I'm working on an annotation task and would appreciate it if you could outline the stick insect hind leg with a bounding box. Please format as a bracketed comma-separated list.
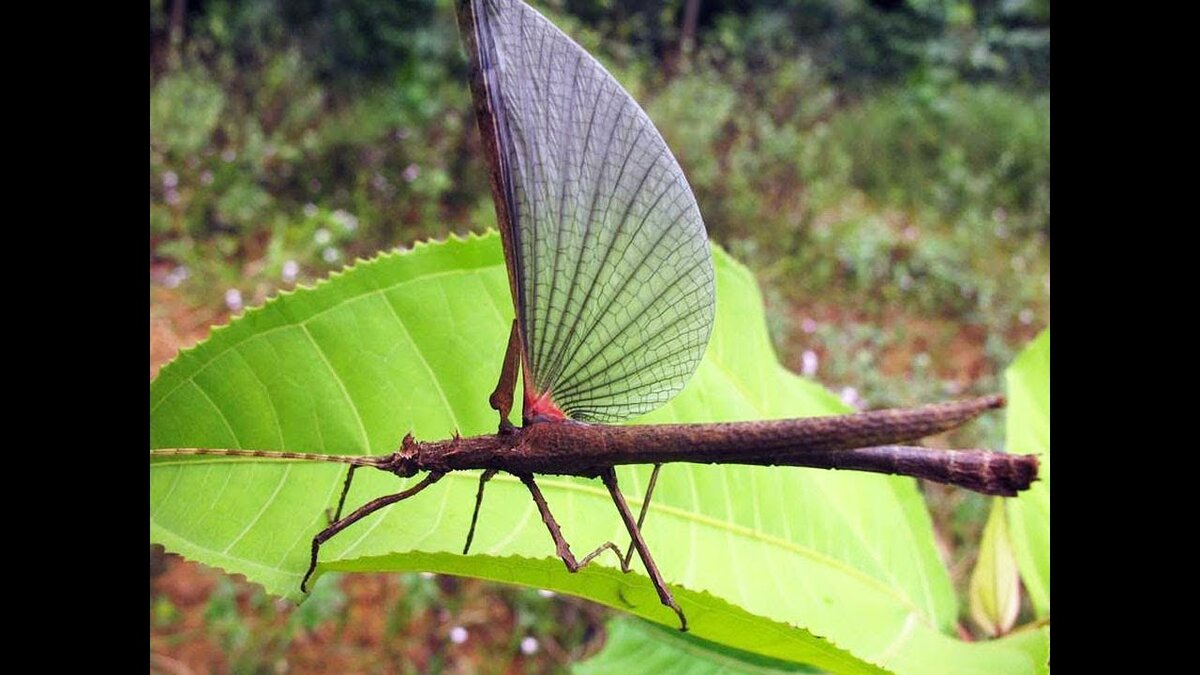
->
[518, 470, 687, 631]
[301, 471, 445, 593]
[622, 463, 662, 568]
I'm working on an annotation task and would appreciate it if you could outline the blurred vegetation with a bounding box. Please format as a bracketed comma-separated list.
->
[150, 0, 1048, 669]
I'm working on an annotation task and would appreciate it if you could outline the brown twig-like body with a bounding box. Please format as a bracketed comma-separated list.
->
[396, 394, 1036, 497]
[157, 395, 1037, 498]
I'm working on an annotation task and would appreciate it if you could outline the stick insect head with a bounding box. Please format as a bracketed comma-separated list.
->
[377, 432, 422, 478]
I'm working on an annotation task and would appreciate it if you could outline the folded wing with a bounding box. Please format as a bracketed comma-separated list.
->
[469, 0, 715, 423]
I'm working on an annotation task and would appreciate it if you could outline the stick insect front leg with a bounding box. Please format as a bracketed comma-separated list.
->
[326, 464, 360, 525]
[518, 471, 687, 631]
[301, 471, 445, 593]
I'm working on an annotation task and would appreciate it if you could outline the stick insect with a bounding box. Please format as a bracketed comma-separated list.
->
[150, 0, 1039, 632]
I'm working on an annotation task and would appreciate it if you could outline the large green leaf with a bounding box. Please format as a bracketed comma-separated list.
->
[577, 617, 821, 673]
[1004, 329, 1050, 616]
[577, 617, 1049, 675]
[150, 231, 1048, 673]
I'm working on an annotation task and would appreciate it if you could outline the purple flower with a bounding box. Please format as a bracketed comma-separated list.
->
[225, 288, 244, 312]
[801, 350, 818, 376]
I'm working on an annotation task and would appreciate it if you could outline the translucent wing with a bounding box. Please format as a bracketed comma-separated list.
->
[467, 0, 715, 423]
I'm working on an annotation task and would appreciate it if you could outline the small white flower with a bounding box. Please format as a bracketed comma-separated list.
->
[449, 626, 468, 644]
[322, 247, 340, 264]
[800, 318, 818, 334]
[282, 260, 299, 283]
[1019, 309, 1034, 325]
[840, 387, 864, 410]
[303, 203, 318, 218]
[163, 266, 189, 289]
[914, 352, 931, 369]
[801, 350, 818, 376]
[419, 572, 435, 580]
[165, 189, 181, 206]
[537, 589, 556, 598]
[314, 228, 332, 245]
[225, 288, 244, 312]
[221, 149, 237, 162]
[333, 209, 358, 232]
[162, 171, 179, 189]
[200, 170, 214, 186]
[402, 164, 420, 183]
[520, 636, 539, 655]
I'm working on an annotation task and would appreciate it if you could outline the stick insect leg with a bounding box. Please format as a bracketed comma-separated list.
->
[517, 473, 631, 573]
[301, 471, 445, 593]
[601, 468, 687, 632]
[463, 468, 499, 554]
[622, 463, 662, 568]
[327, 465, 360, 524]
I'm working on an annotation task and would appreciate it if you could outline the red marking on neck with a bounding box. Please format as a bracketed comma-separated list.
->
[525, 390, 567, 422]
